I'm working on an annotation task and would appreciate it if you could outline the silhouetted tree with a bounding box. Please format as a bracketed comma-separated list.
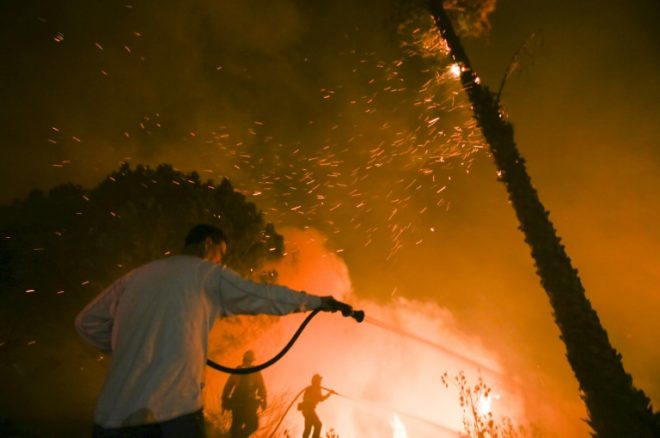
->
[428, 2, 657, 436]
[0, 163, 284, 435]
[1, 163, 283, 335]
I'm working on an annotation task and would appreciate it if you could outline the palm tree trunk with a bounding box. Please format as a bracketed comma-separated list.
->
[426, 2, 656, 436]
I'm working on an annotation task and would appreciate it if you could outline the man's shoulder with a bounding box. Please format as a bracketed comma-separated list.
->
[142, 254, 207, 269]
[126, 255, 214, 280]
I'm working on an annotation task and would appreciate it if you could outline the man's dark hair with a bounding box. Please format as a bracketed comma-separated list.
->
[184, 224, 227, 248]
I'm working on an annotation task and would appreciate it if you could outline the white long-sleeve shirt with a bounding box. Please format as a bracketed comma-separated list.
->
[75, 254, 321, 428]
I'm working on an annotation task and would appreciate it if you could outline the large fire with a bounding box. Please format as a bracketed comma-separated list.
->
[202, 228, 527, 437]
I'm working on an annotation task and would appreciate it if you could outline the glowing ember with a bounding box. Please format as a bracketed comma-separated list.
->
[449, 63, 462, 78]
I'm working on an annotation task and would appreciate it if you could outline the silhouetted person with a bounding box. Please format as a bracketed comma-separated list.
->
[299, 374, 334, 438]
[222, 350, 267, 437]
[76, 224, 348, 437]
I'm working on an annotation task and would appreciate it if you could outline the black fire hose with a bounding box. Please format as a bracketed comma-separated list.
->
[206, 307, 364, 374]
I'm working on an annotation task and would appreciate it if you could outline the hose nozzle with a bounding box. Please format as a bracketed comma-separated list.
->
[321, 297, 365, 322]
[341, 307, 365, 323]
[351, 309, 365, 323]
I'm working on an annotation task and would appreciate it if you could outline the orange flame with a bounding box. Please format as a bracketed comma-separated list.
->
[203, 228, 527, 436]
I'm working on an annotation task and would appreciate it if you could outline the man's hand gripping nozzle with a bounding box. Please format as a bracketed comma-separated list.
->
[320, 296, 365, 322]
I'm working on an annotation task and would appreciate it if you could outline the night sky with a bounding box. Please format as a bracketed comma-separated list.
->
[1, 0, 659, 435]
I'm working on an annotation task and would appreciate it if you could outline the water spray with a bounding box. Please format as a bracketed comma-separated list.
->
[362, 313, 534, 404]
[364, 315, 502, 376]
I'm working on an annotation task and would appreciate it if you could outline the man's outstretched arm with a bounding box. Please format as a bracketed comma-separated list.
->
[214, 265, 349, 316]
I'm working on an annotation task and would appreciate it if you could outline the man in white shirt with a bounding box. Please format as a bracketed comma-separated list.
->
[76, 224, 346, 437]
